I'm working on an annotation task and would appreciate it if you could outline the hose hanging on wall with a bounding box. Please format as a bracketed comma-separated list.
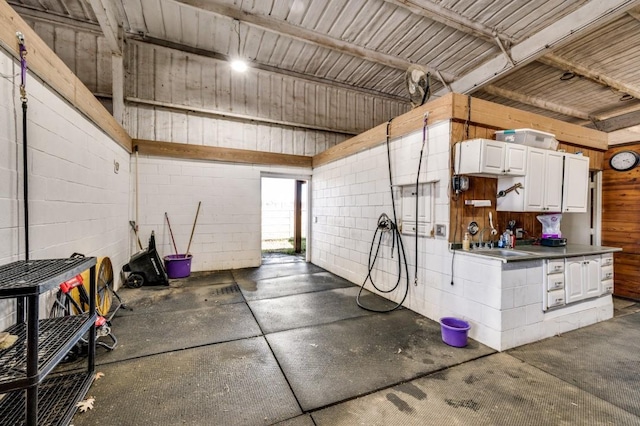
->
[356, 119, 410, 313]
[17, 32, 28, 262]
[17, 32, 28, 323]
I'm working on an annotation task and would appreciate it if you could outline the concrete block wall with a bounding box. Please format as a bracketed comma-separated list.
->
[0, 48, 131, 330]
[134, 156, 311, 271]
[311, 121, 454, 321]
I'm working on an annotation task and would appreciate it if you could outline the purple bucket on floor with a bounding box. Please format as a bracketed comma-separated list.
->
[440, 317, 471, 347]
[164, 254, 192, 279]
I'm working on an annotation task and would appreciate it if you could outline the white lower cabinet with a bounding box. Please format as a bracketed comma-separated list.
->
[565, 255, 601, 304]
[543, 259, 565, 311]
[601, 254, 615, 294]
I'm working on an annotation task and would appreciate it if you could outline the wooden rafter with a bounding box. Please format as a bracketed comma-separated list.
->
[88, 0, 121, 54]
[539, 53, 640, 100]
[383, 0, 516, 44]
[482, 85, 591, 121]
[174, 0, 454, 80]
[434, 0, 640, 97]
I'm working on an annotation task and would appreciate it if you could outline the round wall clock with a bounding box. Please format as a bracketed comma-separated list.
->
[609, 150, 639, 172]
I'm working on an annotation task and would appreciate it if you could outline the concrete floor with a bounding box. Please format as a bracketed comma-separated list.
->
[69, 259, 640, 425]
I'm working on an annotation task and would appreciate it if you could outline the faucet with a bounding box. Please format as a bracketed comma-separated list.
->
[477, 228, 490, 248]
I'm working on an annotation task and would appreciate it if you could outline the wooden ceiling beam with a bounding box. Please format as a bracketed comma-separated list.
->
[589, 109, 640, 132]
[482, 85, 591, 121]
[88, 0, 121, 54]
[628, 7, 640, 22]
[174, 0, 454, 80]
[539, 53, 640, 100]
[383, 0, 516, 44]
[608, 126, 640, 144]
[434, 0, 640, 97]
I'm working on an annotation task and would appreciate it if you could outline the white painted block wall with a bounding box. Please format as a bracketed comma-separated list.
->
[0, 48, 130, 330]
[311, 121, 455, 322]
[134, 156, 311, 271]
[311, 120, 613, 351]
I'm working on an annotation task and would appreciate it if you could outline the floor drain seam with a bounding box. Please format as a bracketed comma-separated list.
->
[90, 333, 266, 367]
[302, 351, 499, 415]
[243, 296, 307, 415]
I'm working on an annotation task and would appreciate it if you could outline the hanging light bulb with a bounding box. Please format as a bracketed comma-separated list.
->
[230, 19, 247, 73]
[230, 58, 248, 72]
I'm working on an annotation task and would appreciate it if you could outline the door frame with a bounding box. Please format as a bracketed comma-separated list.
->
[260, 172, 312, 262]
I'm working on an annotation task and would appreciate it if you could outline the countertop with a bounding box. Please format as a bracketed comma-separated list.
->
[456, 244, 622, 263]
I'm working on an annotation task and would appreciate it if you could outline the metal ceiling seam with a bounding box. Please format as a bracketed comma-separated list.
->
[434, 0, 640, 97]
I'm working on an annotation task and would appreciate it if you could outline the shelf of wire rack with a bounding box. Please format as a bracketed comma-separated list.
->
[0, 258, 97, 426]
[0, 371, 94, 426]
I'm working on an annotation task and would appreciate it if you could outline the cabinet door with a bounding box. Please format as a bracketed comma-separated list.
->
[524, 148, 546, 211]
[481, 140, 506, 174]
[562, 155, 589, 213]
[565, 257, 585, 303]
[401, 186, 416, 223]
[543, 151, 564, 211]
[504, 144, 527, 175]
[584, 255, 601, 298]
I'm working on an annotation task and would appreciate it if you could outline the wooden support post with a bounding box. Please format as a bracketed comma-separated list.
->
[112, 54, 124, 125]
[294, 180, 304, 253]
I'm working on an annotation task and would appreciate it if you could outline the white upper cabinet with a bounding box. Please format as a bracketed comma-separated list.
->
[497, 148, 564, 212]
[497, 150, 589, 213]
[454, 139, 527, 177]
[504, 143, 528, 175]
[562, 154, 590, 213]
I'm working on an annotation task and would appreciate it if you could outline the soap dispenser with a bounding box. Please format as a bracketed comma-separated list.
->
[462, 233, 470, 251]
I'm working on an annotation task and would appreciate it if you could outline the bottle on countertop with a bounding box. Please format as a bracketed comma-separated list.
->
[462, 233, 470, 251]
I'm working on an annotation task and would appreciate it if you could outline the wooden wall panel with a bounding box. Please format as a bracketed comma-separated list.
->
[602, 143, 640, 300]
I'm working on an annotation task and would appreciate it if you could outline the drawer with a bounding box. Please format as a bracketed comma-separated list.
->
[602, 279, 614, 294]
[547, 289, 565, 308]
[547, 260, 564, 274]
[546, 274, 565, 291]
[601, 254, 613, 267]
[601, 266, 614, 281]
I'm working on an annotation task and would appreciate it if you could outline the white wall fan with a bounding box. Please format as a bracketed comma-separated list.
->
[405, 65, 431, 108]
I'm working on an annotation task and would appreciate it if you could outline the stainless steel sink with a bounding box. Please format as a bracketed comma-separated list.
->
[480, 249, 536, 257]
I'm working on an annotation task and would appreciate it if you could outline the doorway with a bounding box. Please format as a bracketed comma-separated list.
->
[261, 176, 309, 264]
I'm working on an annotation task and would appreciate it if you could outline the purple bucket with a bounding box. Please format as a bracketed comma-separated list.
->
[164, 254, 192, 279]
[440, 317, 471, 347]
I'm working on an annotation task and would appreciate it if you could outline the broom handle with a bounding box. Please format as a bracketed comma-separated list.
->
[186, 201, 201, 255]
[165, 212, 179, 255]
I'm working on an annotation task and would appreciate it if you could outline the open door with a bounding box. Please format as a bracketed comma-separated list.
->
[261, 177, 308, 263]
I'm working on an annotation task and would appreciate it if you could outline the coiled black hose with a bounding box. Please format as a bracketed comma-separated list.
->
[356, 120, 410, 313]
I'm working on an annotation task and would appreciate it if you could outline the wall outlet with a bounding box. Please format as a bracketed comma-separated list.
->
[436, 224, 446, 237]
